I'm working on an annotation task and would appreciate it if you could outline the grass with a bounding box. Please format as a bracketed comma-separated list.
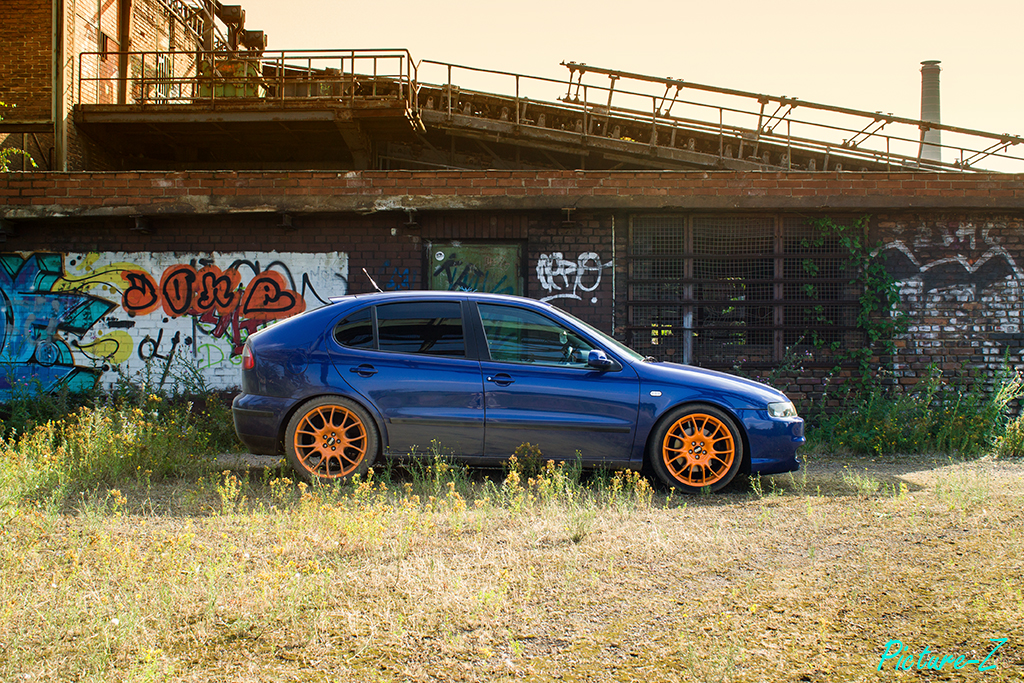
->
[0, 397, 228, 512]
[2, 371, 1023, 681]
[1, 452, 1022, 682]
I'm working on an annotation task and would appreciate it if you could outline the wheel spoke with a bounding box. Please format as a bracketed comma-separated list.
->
[661, 412, 736, 487]
[291, 402, 371, 479]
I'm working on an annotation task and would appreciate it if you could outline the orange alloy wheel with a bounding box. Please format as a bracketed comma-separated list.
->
[661, 412, 736, 487]
[292, 403, 368, 478]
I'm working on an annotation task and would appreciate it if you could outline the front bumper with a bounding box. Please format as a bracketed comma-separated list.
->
[739, 411, 805, 475]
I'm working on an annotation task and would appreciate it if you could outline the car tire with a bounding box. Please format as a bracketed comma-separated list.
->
[285, 396, 380, 483]
[648, 404, 744, 493]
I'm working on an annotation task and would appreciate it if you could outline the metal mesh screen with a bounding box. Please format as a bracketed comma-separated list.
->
[627, 214, 865, 367]
[693, 216, 774, 255]
[631, 258, 686, 281]
[628, 281, 685, 302]
[629, 304, 687, 361]
[632, 215, 686, 255]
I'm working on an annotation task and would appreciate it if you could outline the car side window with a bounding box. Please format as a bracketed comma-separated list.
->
[478, 304, 595, 367]
[376, 301, 466, 357]
[334, 307, 374, 348]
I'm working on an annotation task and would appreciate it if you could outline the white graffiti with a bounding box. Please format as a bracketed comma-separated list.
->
[537, 252, 613, 304]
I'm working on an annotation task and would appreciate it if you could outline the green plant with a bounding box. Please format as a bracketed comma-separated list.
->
[0, 102, 38, 172]
[803, 216, 908, 383]
[841, 466, 881, 496]
[809, 363, 1023, 456]
[0, 399, 217, 508]
[404, 440, 471, 499]
[510, 442, 544, 478]
[995, 415, 1024, 458]
[0, 373, 98, 440]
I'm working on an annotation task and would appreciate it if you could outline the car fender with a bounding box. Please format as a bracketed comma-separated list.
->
[635, 399, 752, 473]
[269, 326, 393, 453]
[277, 387, 392, 455]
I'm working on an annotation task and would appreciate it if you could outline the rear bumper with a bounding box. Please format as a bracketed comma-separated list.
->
[232, 393, 295, 456]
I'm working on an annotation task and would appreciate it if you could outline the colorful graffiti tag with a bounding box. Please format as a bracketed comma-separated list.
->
[0, 253, 114, 395]
[0, 251, 348, 397]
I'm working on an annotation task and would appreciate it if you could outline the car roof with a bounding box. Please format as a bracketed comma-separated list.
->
[328, 290, 555, 308]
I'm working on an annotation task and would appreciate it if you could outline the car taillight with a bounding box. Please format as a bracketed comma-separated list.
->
[242, 343, 255, 370]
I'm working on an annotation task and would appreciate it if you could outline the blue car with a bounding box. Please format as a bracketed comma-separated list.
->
[232, 291, 803, 492]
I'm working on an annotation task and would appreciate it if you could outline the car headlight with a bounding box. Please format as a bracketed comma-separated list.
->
[767, 401, 798, 418]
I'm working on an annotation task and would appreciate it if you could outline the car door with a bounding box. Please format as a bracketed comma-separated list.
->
[476, 303, 639, 462]
[330, 300, 485, 457]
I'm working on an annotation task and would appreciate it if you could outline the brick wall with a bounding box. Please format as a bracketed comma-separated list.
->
[2, 171, 1023, 214]
[876, 212, 1024, 384]
[0, 0, 205, 170]
[0, 0, 52, 121]
[3, 170, 1024, 399]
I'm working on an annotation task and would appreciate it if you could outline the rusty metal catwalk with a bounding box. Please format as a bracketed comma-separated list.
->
[73, 49, 1024, 172]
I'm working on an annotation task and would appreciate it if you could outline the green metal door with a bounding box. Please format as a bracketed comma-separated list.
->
[427, 243, 523, 295]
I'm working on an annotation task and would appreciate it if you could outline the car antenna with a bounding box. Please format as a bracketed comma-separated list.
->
[363, 268, 384, 293]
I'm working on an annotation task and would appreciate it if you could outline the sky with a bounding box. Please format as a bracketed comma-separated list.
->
[236, 0, 1024, 146]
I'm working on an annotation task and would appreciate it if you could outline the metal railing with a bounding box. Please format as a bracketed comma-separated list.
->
[75, 48, 1024, 172]
[417, 59, 1024, 172]
[77, 49, 418, 111]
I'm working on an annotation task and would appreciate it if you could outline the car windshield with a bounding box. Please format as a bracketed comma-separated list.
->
[553, 307, 647, 364]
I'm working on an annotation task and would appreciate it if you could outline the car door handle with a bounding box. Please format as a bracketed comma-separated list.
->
[350, 364, 378, 377]
[486, 373, 515, 387]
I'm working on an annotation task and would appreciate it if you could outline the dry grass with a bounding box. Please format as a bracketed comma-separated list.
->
[2, 455, 1023, 682]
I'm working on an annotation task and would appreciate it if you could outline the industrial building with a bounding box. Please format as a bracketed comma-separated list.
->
[2, 0, 1024, 406]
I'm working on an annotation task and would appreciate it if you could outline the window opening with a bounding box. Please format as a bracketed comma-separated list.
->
[479, 304, 596, 367]
[376, 301, 466, 357]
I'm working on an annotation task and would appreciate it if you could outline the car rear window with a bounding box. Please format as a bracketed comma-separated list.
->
[334, 307, 374, 348]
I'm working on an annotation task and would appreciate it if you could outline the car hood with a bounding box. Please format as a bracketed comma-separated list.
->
[630, 360, 791, 409]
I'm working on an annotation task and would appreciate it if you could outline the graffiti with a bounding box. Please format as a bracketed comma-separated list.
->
[123, 264, 303, 321]
[882, 222, 1024, 298]
[196, 342, 242, 371]
[0, 253, 112, 395]
[537, 252, 614, 304]
[0, 251, 348, 397]
[884, 242, 1022, 295]
[426, 243, 522, 295]
[880, 221, 1024, 369]
[381, 260, 412, 290]
[138, 329, 185, 362]
[432, 254, 515, 294]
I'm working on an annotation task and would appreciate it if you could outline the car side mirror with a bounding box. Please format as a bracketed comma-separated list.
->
[587, 349, 614, 370]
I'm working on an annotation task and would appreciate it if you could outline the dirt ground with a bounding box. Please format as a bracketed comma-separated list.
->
[3, 452, 1023, 682]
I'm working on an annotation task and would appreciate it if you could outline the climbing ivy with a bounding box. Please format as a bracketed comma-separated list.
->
[804, 215, 907, 382]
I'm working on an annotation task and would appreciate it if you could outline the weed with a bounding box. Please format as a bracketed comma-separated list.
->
[841, 465, 881, 497]
[933, 460, 992, 512]
[404, 440, 471, 499]
[217, 470, 246, 515]
[750, 473, 765, 499]
[511, 441, 544, 478]
[995, 415, 1024, 458]
[2, 451, 1022, 681]
[0, 400, 217, 508]
[809, 363, 1024, 456]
